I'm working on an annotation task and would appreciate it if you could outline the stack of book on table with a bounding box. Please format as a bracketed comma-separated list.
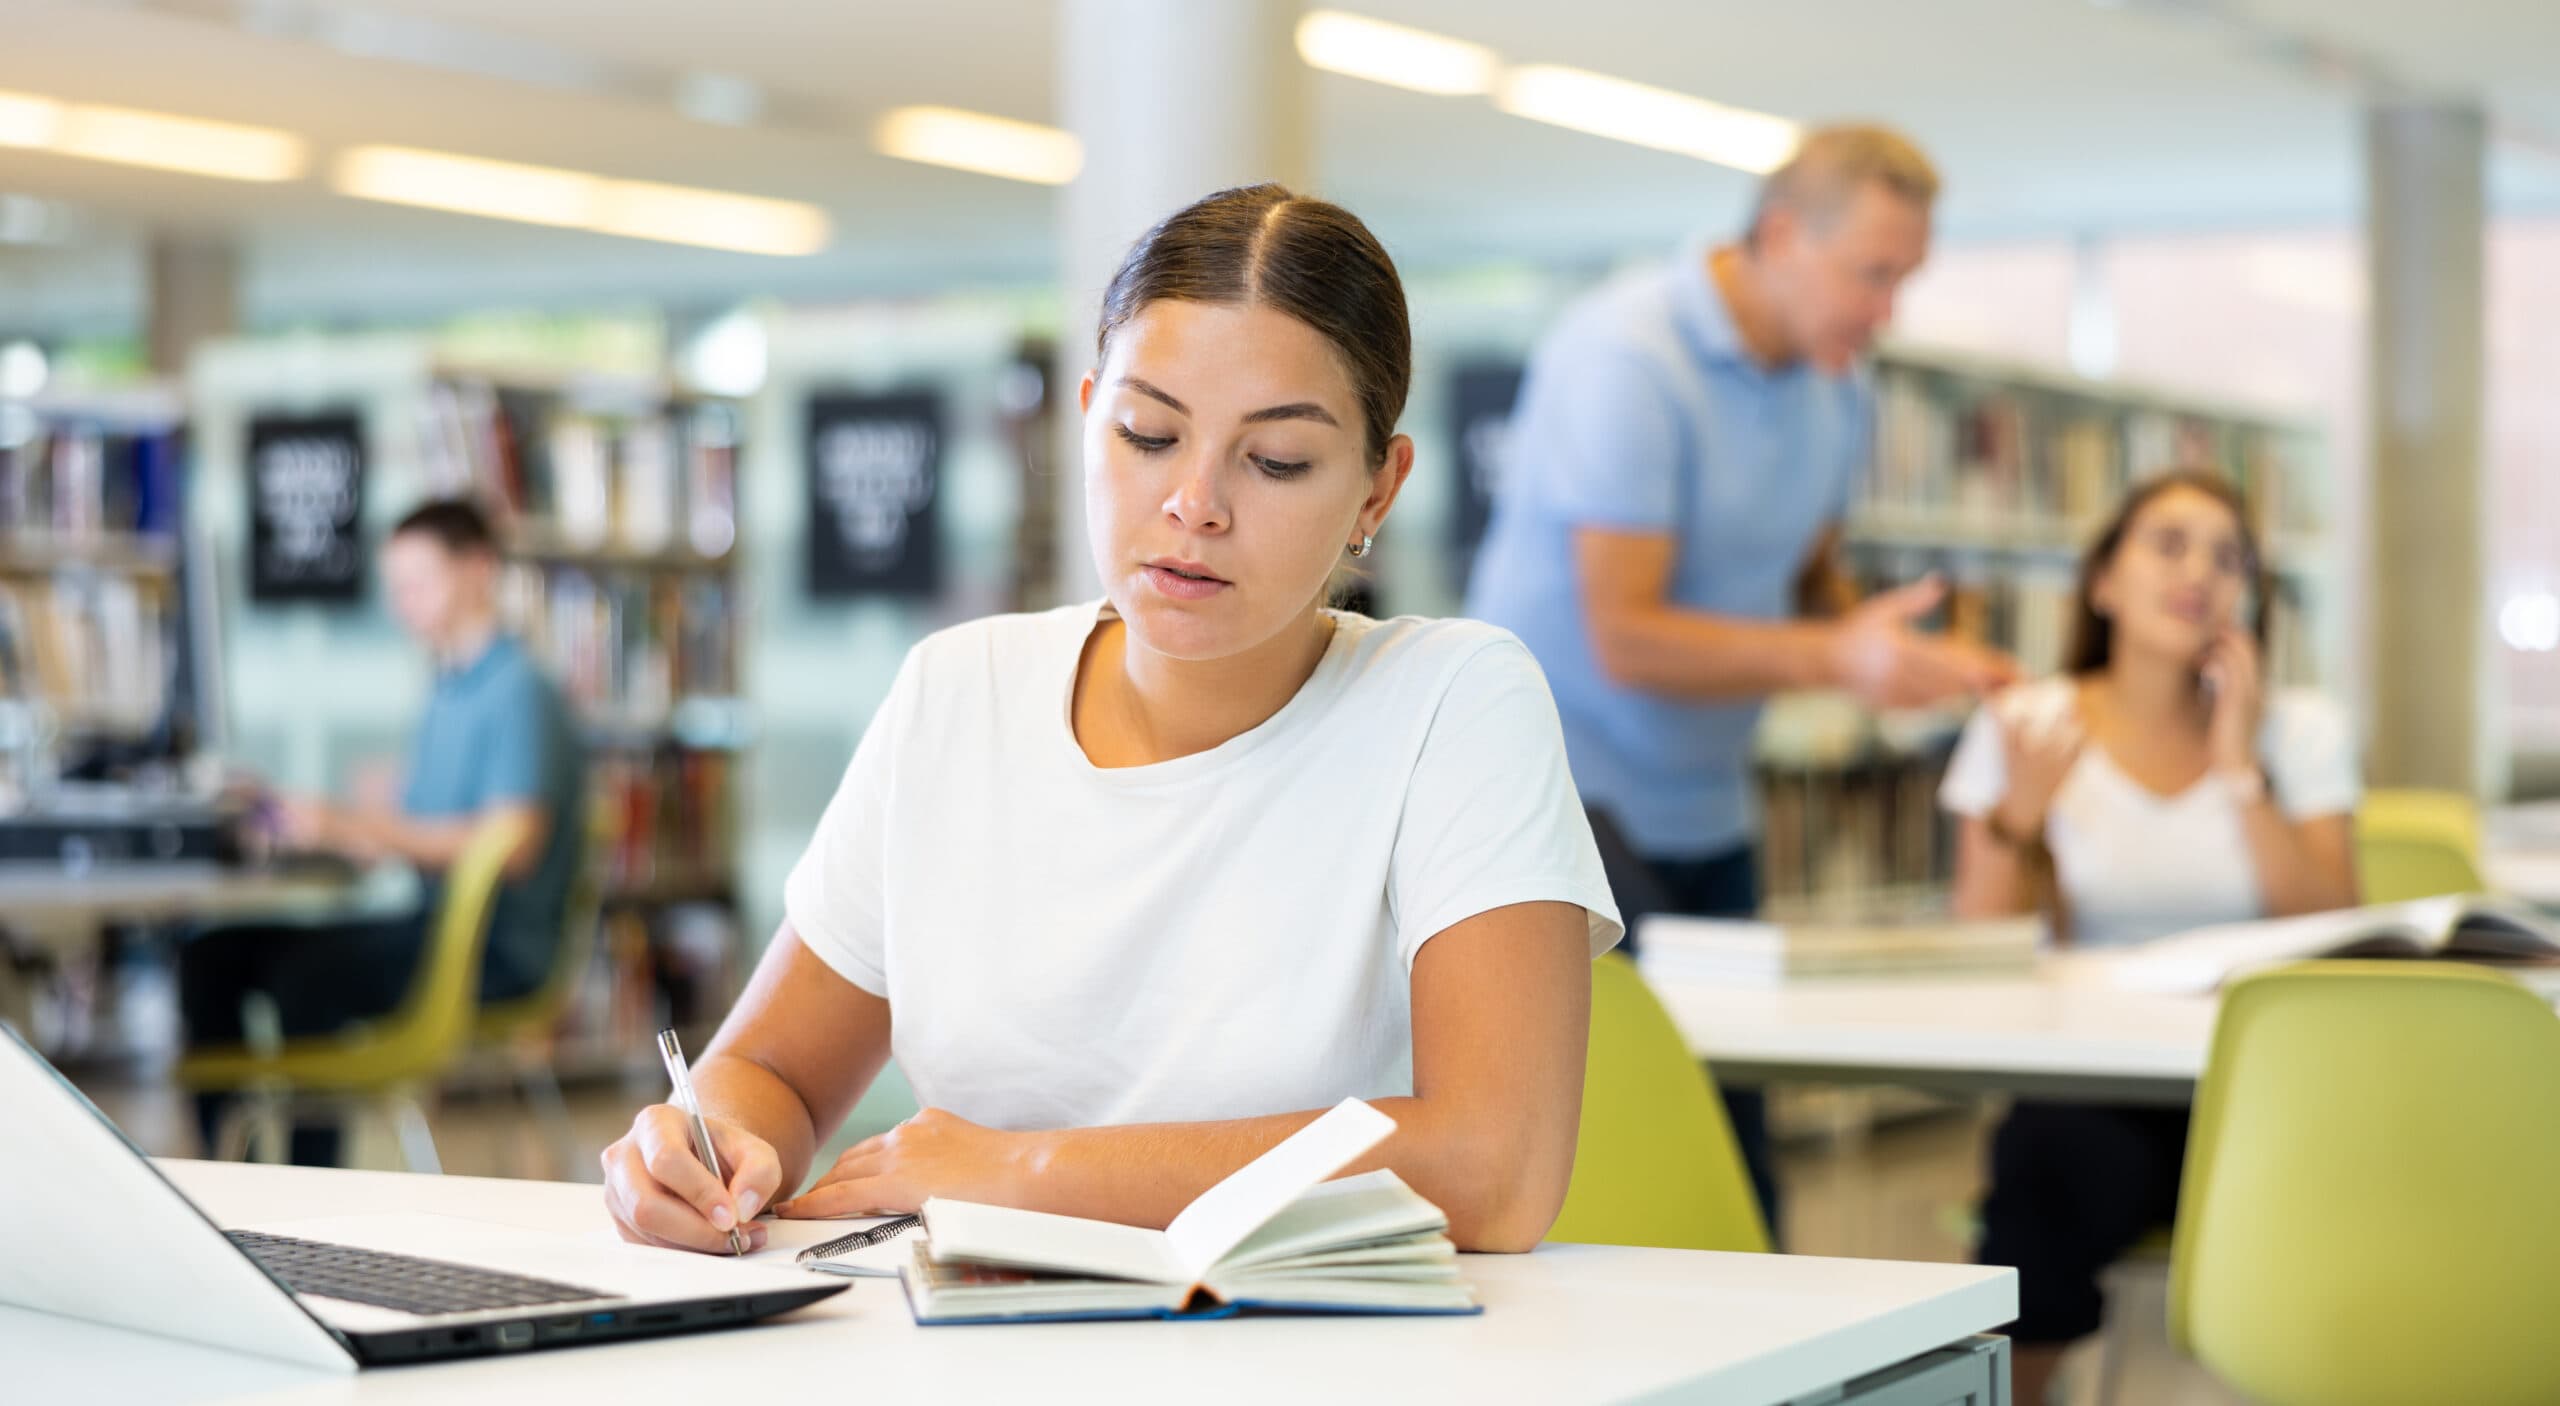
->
[1636, 913, 2045, 985]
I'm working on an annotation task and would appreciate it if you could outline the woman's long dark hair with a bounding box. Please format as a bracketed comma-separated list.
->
[2064, 469, 2271, 675]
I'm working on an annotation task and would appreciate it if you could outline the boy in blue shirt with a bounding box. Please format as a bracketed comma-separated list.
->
[180, 499, 585, 1165]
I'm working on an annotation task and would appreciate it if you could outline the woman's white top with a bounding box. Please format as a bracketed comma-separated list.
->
[785, 602, 1623, 1132]
[1938, 676, 2360, 948]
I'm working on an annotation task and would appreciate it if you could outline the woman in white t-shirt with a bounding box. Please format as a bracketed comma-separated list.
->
[1938, 469, 2360, 1401]
[600, 185, 1622, 1256]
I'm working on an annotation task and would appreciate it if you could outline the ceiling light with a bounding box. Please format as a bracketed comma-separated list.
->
[874, 106, 1082, 186]
[54, 103, 305, 181]
[1296, 11, 1500, 96]
[0, 89, 304, 181]
[0, 91, 63, 149]
[593, 181, 827, 256]
[335, 146, 593, 226]
[1495, 65, 1799, 174]
[334, 145, 830, 255]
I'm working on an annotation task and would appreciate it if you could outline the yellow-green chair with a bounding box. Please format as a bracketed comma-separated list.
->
[2168, 961, 2560, 1406]
[472, 809, 607, 1179]
[179, 815, 526, 1173]
[1546, 954, 1770, 1253]
[2357, 788, 2486, 902]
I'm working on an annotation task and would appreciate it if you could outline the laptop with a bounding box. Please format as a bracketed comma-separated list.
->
[0, 1023, 845, 1370]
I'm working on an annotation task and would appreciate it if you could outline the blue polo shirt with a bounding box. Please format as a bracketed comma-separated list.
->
[404, 634, 586, 1000]
[1465, 245, 1871, 860]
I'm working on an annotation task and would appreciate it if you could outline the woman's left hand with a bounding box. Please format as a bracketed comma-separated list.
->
[2201, 625, 2265, 772]
[772, 1108, 1034, 1219]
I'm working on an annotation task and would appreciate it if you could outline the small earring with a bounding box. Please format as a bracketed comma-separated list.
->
[1348, 533, 1374, 558]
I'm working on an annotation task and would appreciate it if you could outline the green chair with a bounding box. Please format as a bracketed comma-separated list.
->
[2169, 960, 2560, 1406]
[472, 808, 607, 1180]
[2357, 788, 2486, 902]
[1546, 953, 1770, 1253]
[179, 815, 526, 1172]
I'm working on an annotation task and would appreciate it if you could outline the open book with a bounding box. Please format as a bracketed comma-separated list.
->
[2101, 894, 2560, 996]
[900, 1099, 1478, 1325]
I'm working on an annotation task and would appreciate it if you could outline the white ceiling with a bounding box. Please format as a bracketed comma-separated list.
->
[2, 0, 2557, 336]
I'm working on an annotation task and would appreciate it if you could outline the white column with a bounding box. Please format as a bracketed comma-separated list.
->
[1051, 0, 1311, 602]
[2364, 102, 2492, 793]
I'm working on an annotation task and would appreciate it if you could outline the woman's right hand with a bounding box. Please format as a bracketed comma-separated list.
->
[1991, 696, 2084, 840]
[602, 1104, 782, 1254]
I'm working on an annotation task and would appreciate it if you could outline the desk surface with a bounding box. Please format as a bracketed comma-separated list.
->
[1648, 953, 2218, 1104]
[3, 1160, 2015, 1405]
[0, 860, 358, 939]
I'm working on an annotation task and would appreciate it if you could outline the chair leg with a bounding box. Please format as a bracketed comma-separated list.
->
[244, 1085, 291, 1165]
[518, 1058, 581, 1181]
[388, 1092, 443, 1175]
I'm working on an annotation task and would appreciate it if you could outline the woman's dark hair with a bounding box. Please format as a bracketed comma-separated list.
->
[1095, 183, 1410, 468]
[390, 498, 499, 559]
[2064, 468, 2269, 674]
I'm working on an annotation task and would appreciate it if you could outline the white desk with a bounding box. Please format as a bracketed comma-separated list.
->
[3, 1160, 2017, 1405]
[0, 860, 359, 938]
[2485, 803, 2560, 907]
[1647, 953, 2218, 1105]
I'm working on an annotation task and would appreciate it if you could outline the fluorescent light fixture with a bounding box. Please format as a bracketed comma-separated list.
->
[336, 146, 593, 226]
[1495, 65, 1799, 174]
[874, 106, 1081, 186]
[0, 91, 63, 149]
[334, 145, 830, 255]
[54, 103, 307, 181]
[1296, 10, 1499, 96]
[0, 89, 303, 181]
[594, 180, 827, 256]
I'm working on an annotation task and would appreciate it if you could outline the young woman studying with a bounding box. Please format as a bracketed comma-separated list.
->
[1938, 469, 2361, 1401]
[601, 185, 1621, 1256]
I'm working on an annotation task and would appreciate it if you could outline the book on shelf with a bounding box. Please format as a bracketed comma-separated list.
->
[2098, 895, 2560, 996]
[502, 565, 736, 719]
[0, 574, 167, 731]
[1637, 912, 2043, 985]
[0, 419, 184, 544]
[420, 377, 738, 559]
[591, 748, 734, 892]
[901, 1099, 1477, 1325]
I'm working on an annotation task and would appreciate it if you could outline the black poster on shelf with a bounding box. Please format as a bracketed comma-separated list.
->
[806, 390, 942, 599]
[1447, 361, 1525, 591]
[247, 410, 367, 604]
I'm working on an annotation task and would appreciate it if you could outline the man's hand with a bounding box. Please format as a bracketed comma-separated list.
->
[1828, 577, 2021, 710]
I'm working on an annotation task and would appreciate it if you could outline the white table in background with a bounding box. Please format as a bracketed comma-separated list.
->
[2, 1160, 2017, 1406]
[1646, 953, 2218, 1105]
[2485, 802, 2560, 907]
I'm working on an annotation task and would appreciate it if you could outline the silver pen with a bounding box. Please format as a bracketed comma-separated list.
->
[655, 1028, 750, 1256]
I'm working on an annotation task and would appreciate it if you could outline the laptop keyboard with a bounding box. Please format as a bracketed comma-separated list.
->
[226, 1231, 622, 1317]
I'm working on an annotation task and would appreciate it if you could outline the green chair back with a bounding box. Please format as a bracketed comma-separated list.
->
[474, 806, 606, 1047]
[2357, 787, 2486, 902]
[1547, 954, 1769, 1253]
[2170, 960, 2560, 1406]
[181, 814, 523, 1094]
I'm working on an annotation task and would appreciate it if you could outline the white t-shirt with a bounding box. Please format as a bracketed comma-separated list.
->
[1938, 677, 2361, 948]
[784, 601, 1623, 1133]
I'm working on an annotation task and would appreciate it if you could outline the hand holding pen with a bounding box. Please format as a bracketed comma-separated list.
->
[599, 1029, 782, 1256]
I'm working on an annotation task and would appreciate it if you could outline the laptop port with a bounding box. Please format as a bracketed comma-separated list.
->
[495, 1322, 534, 1350]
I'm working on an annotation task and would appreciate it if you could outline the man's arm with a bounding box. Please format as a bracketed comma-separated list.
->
[1577, 526, 1848, 699]
[1578, 526, 2016, 707]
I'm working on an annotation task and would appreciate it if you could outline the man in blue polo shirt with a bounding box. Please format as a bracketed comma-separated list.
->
[1467, 125, 2015, 1235]
[180, 499, 585, 1165]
